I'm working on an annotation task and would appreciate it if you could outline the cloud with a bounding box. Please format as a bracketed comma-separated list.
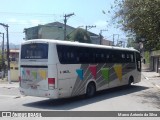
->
[7, 18, 43, 26]
[8, 18, 28, 25]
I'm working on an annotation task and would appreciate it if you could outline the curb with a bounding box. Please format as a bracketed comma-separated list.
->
[0, 82, 19, 88]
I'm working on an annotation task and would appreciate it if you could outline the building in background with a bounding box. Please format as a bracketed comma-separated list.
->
[150, 50, 160, 73]
[24, 22, 113, 46]
[10, 49, 19, 81]
[24, 22, 73, 40]
[101, 38, 113, 46]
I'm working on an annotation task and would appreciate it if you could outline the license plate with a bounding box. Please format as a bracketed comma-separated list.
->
[31, 85, 37, 89]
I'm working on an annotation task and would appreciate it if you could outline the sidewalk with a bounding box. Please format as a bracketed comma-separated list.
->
[0, 78, 19, 88]
[142, 69, 160, 89]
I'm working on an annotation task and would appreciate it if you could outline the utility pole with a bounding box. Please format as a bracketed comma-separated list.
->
[0, 32, 5, 79]
[64, 13, 75, 40]
[0, 23, 10, 83]
[85, 25, 96, 31]
[99, 29, 107, 45]
[113, 34, 119, 46]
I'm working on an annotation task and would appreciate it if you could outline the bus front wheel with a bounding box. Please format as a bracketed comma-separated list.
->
[128, 76, 134, 87]
[86, 82, 96, 98]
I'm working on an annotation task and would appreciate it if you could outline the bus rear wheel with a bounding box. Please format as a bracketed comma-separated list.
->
[86, 82, 96, 98]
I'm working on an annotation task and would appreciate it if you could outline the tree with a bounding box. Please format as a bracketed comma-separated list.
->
[126, 38, 136, 48]
[67, 28, 91, 43]
[112, 0, 160, 50]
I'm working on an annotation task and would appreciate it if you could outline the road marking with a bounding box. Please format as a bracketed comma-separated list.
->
[155, 84, 160, 89]
[144, 77, 149, 80]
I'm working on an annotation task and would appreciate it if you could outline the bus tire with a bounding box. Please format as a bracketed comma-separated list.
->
[86, 82, 96, 98]
[128, 76, 134, 87]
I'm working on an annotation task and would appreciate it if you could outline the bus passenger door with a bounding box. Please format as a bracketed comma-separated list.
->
[136, 52, 141, 72]
[135, 52, 141, 82]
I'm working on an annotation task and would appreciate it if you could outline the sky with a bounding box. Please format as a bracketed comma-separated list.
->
[0, 0, 126, 45]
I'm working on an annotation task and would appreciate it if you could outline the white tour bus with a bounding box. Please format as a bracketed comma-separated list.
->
[19, 39, 141, 98]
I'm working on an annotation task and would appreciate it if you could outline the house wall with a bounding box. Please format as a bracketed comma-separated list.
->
[39, 26, 74, 40]
[101, 39, 113, 46]
[150, 50, 160, 73]
[10, 62, 19, 81]
[10, 50, 19, 81]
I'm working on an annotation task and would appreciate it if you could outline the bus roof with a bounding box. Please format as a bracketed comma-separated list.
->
[22, 39, 139, 52]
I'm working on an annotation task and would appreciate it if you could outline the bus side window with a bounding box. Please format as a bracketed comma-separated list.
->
[126, 54, 130, 62]
[90, 48, 95, 63]
[62, 46, 68, 63]
[77, 47, 86, 64]
[67, 46, 77, 64]
[57, 45, 63, 63]
[115, 51, 122, 63]
[121, 53, 125, 63]
[78, 48, 83, 63]
[57, 45, 76, 64]
[58, 52, 63, 62]
[110, 50, 118, 63]
[130, 53, 135, 63]
[106, 52, 112, 63]
[95, 49, 101, 63]
[101, 52, 105, 63]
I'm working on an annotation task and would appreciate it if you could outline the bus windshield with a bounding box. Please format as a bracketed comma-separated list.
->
[21, 43, 48, 59]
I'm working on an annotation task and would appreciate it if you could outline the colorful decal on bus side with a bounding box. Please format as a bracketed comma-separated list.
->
[113, 64, 122, 81]
[75, 65, 122, 82]
[100, 68, 109, 83]
[89, 65, 97, 79]
[21, 68, 47, 80]
[72, 63, 135, 97]
[22, 68, 25, 76]
[26, 70, 30, 76]
[31, 71, 37, 79]
[39, 70, 47, 80]
[76, 69, 84, 80]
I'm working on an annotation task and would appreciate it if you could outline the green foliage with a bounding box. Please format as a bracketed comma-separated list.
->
[144, 51, 150, 63]
[112, 0, 160, 51]
[67, 28, 91, 43]
[0, 50, 7, 70]
[126, 38, 136, 48]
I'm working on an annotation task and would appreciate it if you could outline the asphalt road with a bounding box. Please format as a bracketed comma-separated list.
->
[0, 76, 159, 119]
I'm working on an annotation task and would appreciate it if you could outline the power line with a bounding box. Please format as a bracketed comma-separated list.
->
[0, 12, 60, 17]
[9, 32, 23, 34]
[86, 25, 96, 31]
[0, 18, 64, 26]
